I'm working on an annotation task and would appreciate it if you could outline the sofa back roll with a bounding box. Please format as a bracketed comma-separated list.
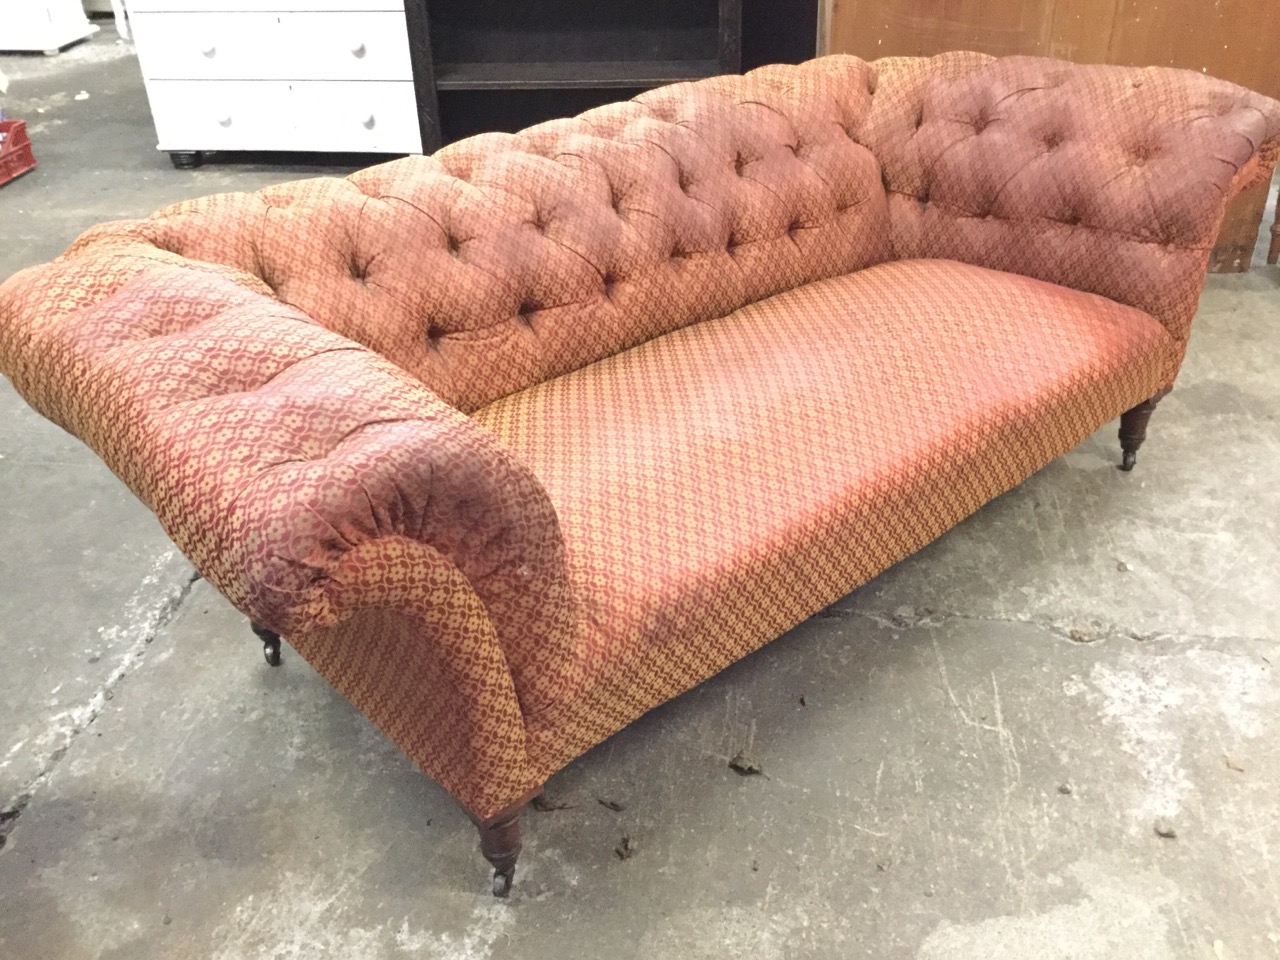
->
[121, 58, 893, 413]
[859, 52, 1280, 382]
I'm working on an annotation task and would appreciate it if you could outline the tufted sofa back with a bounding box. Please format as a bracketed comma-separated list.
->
[34, 54, 1280, 412]
[859, 52, 1280, 372]
[120, 58, 890, 413]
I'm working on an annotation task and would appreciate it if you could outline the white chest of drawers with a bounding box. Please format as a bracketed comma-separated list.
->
[127, 0, 427, 166]
[0, 0, 99, 54]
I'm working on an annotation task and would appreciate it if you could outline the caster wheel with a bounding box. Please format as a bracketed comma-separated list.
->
[1119, 450, 1137, 472]
[169, 151, 205, 170]
[262, 639, 282, 667]
[250, 622, 283, 666]
[492, 869, 514, 898]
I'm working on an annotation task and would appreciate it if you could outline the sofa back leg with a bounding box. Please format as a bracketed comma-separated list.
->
[1118, 388, 1172, 471]
[468, 797, 534, 897]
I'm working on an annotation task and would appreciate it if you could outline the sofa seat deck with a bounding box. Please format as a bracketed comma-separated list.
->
[475, 258, 1174, 770]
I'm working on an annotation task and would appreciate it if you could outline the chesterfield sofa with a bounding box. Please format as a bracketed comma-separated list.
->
[2, 53, 1278, 896]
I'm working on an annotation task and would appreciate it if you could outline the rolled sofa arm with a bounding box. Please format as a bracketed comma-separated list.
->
[0, 239, 577, 736]
[857, 52, 1280, 382]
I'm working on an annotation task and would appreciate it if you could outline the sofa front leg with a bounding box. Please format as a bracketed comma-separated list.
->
[1118, 388, 1171, 471]
[249, 621, 283, 666]
[468, 798, 531, 897]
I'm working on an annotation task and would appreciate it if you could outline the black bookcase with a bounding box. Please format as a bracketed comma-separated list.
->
[405, 0, 743, 150]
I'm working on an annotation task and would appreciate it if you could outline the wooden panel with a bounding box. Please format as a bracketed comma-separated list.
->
[826, 0, 1279, 271]
[828, 0, 1059, 61]
[1109, 0, 1280, 98]
[1044, 0, 1117, 61]
[828, 0, 1280, 90]
[1210, 177, 1273, 273]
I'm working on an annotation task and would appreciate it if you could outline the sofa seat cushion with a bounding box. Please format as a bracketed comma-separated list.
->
[473, 258, 1173, 764]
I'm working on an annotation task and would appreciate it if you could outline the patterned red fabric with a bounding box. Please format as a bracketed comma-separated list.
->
[0, 55, 1276, 819]
[857, 53, 1280, 384]
[475, 259, 1175, 773]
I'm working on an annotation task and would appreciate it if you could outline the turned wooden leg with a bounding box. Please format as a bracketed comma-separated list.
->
[1118, 388, 1171, 472]
[467, 798, 532, 897]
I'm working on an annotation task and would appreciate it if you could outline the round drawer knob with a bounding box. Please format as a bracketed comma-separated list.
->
[351, 43, 367, 58]
[362, 115, 376, 130]
[203, 46, 217, 58]
[218, 116, 233, 128]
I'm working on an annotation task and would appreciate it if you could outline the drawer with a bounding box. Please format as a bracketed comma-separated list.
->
[145, 80, 299, 151]
[289, 80, 422, 153]
[145, 79, 422, 153]
[131, 11, 413, 81]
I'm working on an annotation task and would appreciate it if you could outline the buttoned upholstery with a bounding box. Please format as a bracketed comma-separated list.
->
[859, 53, 1280, 384]
[1, 54, 1276, 820]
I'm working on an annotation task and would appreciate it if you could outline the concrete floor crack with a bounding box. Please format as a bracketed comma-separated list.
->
[823, 605, 1274, 647]
[0, 565, 199, 852]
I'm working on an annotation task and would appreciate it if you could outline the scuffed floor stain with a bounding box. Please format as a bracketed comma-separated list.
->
[395, 902, 515, 959]
[636, 899, 851, 959]
[637, 904, 799, 960]
[207, 884, 515, 960]
[916, 860, 1177, 959]
[1062, 646, 1275, 823]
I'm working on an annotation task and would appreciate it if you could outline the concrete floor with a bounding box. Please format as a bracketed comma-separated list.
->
[2, 28, 1279, 960]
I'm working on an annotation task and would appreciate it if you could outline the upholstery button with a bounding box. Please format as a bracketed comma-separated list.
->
[733, 153, 749, 176]
[446, 235, 463, 258]
[426, 323, 446, 345]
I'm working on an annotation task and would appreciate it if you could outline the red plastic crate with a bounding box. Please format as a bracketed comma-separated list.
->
[0, 119, 38, 187]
